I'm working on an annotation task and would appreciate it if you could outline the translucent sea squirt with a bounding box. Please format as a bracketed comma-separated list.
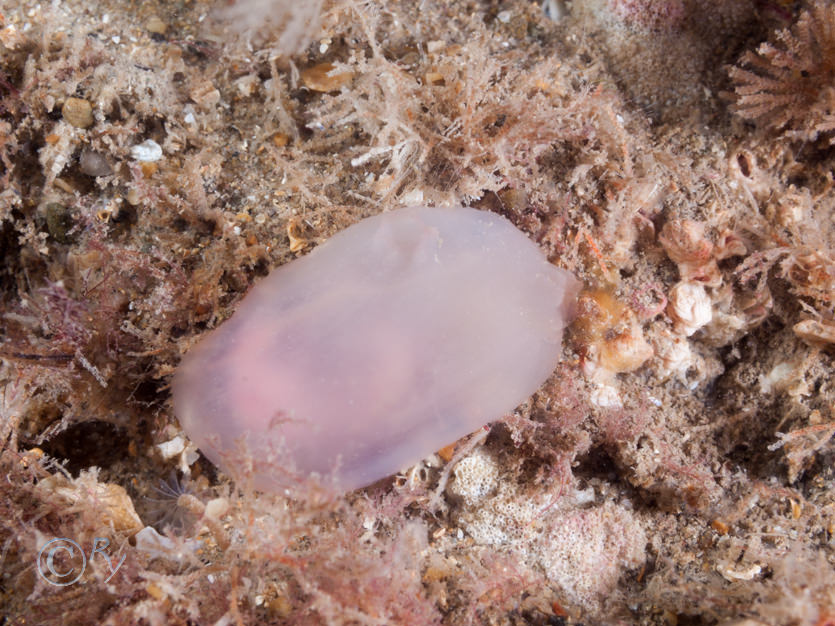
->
[172, 206, 579, 492]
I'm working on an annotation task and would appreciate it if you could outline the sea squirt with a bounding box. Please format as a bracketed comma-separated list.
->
[172, 206, 579, 492]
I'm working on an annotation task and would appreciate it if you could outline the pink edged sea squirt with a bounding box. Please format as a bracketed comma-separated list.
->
[172, 205, 579, 493]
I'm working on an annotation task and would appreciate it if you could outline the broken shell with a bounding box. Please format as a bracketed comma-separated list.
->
[134, 526, 200, 562]
[0, 24, 28, 50]
[300, 62, 354, 92]
[205, 497, 229, 520]
[37, 473, 142, 533]
[286, 218, 310, 252]
[189, 80, 221, 109]
[590, 383, 622, 408]
[793, 318, 835, 345]
[717, 562, 762, 582]
[765, 185, 810, 229]
[235, 74, 260, 97]
[156, 435, 187, 460]
[737, 285, 772, 328]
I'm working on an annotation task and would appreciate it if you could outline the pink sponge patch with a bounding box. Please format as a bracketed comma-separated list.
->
[172, 206, 579, 492]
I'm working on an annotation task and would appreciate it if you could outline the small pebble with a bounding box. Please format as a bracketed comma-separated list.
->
[140, 162, 158, 177]
[45, 202, 74, 243]
[235, 74, 259, 97]
[189, 80, 221, 108]
[62, 97, 94, 128]
[146, 15, 167, 35]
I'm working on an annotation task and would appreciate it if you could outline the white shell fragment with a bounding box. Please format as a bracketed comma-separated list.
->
[173, 206, 579, 492]
[130, 139, 163, 162]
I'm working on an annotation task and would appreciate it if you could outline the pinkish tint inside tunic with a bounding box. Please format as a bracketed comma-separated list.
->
[172, 206, 579, 492]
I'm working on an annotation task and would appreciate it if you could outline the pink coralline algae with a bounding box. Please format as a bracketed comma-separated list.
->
[173, 206, 579, 492]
